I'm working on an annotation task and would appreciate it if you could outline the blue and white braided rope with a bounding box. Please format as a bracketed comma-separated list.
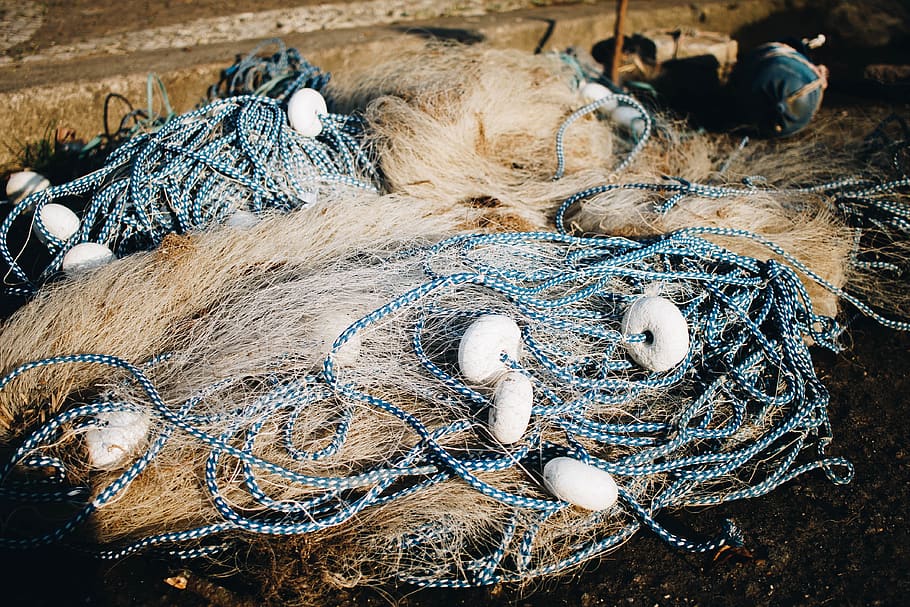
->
[1, 95, 379, 296]
[0, 231, 856, 585]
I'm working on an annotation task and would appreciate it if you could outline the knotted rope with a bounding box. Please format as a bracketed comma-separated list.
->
[207, 38, 331, 102]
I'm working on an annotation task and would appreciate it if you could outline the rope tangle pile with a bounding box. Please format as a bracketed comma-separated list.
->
[0, 231, 862, 586]
[1, 93, 379, 298]
[552, 122, 910, 326]
[207, 38, 331, 102]
[1, 40, 909, 594]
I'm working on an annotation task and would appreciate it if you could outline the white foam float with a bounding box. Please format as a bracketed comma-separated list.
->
[84, 411, 151, 470]
[621, 296, 690, 372]
[489, 370, 533, 444]
[6, 170, 50, 206]
[580, 81, 619, 113]
[610, 105, 647, 139]
[299, 189, 319, 206]
[542, 456, 619, 511]
[62, 242, 115, 274]
[34, 203, 80, 244]
[287, 88, 327, 138]
[457, 314, 522, 384]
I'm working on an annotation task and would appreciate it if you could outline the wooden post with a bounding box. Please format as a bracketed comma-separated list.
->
[610, 0, 629, 84]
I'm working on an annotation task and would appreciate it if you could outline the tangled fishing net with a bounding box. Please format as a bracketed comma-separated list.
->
[1, 88, 378, 298]
[0, 229, 863, 588]
[327, 46, 623, 229]
[1, 39, 909, 603]
[558, 112, 910, 320]
[326, 45, 910, 320]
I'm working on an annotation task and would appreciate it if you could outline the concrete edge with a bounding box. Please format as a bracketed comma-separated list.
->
[0, 0, 786, 167]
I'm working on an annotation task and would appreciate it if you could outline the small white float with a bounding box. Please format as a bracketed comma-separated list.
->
[458, 314, 522, 384]
[543, 456, 619, 511]
[62, 242, 115, 274]
[610, 105, 647, 139]
[6, 170, 50, 206]
[489, 371, 533, 444]
[621, 296, 690, 372]
[287, 88, 327, 138]
[34, 203, 80, 244]
[225, 209, 259, 229]
[85, 411, 151, 470]
[580, 81, 619, 113]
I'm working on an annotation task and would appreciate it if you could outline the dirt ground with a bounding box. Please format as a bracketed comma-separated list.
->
[1, 0, 569, 59]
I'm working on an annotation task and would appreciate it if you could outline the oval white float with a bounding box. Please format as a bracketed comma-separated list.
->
[610, 105, 647, 139]
[543, 456, 619, 511]
[34, 203, 80, 244]
[62, 242, 115, 274]
[621, 296, 690, 372]
[85, 410, 151, 470]
[489, 371, 533, 444]
[580, 81, 619, 113]
[287, 88, 327, 138]
[6, 170, 50, 206]
[458, 314, 522, 384]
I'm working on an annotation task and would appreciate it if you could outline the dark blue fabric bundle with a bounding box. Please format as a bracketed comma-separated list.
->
[731, 42, 827, 137]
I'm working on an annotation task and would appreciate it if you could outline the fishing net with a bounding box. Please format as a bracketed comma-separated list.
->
[0, 229, 860, 589]
[0, 40, 908, 604]
[1, 94, 378, 298]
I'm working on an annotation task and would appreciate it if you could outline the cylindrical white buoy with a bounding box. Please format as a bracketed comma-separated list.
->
[543, 456, 619, 510]
[458, 314, 522, 384]
[6, 170, 50, 206]
[610, 105, 647, 139]
[287, 88, 327, 138]
[580, 81, 619, 113]
[621, 296, 690, 372]
[85, 411, 151, 470]
[62, 242, 115, 274]
[489, 371, 533, 444]
[34, 203, 80, 244]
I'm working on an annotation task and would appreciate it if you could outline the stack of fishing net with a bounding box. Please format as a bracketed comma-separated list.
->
[1, 41, 908, 603]
[0, 228, 854, 586]
[329, 46, 907, 320]
[0, 52, 377, 299]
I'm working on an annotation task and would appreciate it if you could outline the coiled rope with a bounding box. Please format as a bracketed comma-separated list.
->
[207, 38, 331, 102]
[1, 94, 379, 296]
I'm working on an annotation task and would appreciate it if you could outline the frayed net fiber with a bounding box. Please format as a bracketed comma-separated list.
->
[328, 46, 618, 229]
[1, 227, 853, 589]
[326, 46, 866, 316]
[0, 192, 492, 437]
